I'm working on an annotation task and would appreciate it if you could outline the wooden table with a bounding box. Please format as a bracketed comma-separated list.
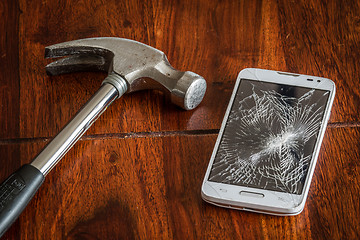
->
[1, 0, 359, 239]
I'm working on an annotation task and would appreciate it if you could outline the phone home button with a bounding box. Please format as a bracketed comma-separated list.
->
[239, 191, 265, 198]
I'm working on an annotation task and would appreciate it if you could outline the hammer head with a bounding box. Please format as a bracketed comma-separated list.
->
[45, 37, 206, 110]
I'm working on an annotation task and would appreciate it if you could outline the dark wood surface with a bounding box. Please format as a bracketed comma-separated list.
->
[1, 0, 359, 239]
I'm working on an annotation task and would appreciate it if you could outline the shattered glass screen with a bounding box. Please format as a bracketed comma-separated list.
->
[209, 79, 330, 194]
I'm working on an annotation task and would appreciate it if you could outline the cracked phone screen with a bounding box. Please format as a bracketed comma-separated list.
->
[209, 79, 329, 194]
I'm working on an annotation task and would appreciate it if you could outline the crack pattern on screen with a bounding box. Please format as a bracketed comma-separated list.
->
[209, 81, 329, 194]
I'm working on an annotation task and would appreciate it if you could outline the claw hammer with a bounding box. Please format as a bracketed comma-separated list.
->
[0, 37, 206, 236]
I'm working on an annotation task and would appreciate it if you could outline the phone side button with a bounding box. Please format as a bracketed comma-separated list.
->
[239, 191, 265, 198]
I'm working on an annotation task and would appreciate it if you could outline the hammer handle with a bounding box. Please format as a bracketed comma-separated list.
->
[0, 165, 44, 237]
[0, 74, 127, 237]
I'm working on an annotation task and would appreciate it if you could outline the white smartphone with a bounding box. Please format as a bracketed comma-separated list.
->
[202, 68, 335, 216]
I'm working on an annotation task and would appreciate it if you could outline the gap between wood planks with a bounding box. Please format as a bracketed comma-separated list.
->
[0, 122, 359, 145]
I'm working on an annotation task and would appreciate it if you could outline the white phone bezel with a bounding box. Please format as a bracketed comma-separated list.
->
[201, 68, 336, 216]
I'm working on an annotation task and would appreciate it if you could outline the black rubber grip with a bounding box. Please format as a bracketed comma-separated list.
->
[0, 164, 44, 237]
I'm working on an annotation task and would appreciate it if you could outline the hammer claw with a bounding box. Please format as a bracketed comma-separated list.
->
[47, 45, 103, 57]
[45, 54, 110, 75]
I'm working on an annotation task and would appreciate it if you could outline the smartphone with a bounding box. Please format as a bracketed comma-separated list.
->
[201, 68, 335, 216]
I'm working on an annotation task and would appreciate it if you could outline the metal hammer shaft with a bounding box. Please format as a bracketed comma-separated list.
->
[31, 75, 126, 175]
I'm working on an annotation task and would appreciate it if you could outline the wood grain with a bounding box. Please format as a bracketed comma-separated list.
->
[1, 0, 360, 239]
[0, 129, 359, 239]
[0, 0, 20, 139]
[0, 0, 358, 140]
